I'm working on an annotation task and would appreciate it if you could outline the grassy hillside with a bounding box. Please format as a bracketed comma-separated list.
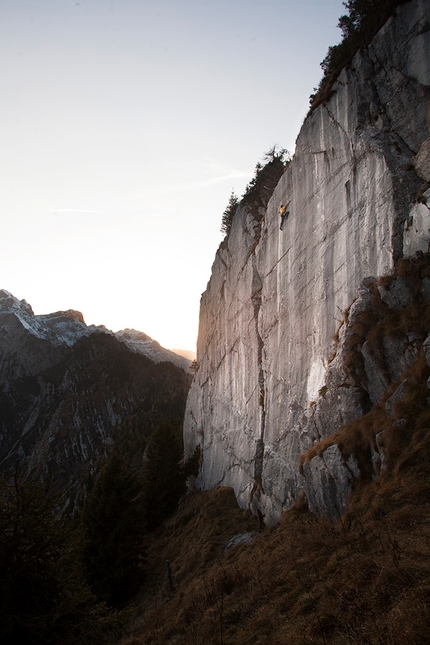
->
[120, 448, 430, 645]
[121, 256, 430, 645]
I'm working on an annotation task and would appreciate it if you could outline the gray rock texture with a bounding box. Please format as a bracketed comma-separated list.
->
[184, 0, 430, 523]
[224, 532, 258, 552]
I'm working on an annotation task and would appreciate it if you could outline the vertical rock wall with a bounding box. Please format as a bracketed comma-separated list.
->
[184, 0, 430, 523]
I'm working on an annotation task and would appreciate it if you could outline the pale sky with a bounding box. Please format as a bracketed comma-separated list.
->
[0, 0, 344, 353]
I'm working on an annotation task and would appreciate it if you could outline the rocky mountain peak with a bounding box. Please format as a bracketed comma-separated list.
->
[0, 290, 191, 370]
[0, 291, 192, 508]
[0, 289, 34, 317]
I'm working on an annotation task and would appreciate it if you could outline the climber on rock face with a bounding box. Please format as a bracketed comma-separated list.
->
[279, 204, 289, 230]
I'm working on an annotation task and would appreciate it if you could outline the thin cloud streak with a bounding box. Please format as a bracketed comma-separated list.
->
[133, 170, 252, 199]
[38, 208, 110, 215]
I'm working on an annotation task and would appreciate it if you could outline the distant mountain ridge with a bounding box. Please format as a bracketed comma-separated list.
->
[0, 289, 191, 373]
[0, 290, 191, 507]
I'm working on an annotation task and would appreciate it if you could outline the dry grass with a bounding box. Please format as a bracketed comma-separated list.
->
[119, 255, 430, 645]
[302, 254, 430, 479]
[119, 453, 430, 645]
[300, 350, 430, 483]
[340, 255, 430, 380]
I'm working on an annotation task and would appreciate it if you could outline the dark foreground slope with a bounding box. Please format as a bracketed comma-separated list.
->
[121, 257, 430, 645]
[120, 439, 430, 645]
[120, 450, 430, 645]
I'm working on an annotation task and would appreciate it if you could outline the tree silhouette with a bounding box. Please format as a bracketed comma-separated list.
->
[242, 146, 290, 212]
[0, 466, 120, 645]
[221, 190, 240, 236]
[310, 0, 407, 109]
[81, 451, 146, 608]
[142, 419, 186, 530]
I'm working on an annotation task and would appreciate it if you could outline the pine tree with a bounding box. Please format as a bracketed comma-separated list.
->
[221, 190, 240, 236]
[242, 146, 290, 211]
[0, 467, 120, 645]
[142, 419, 186, 530]
[81, 451, 146, 608]
[310, 0, 407, 109]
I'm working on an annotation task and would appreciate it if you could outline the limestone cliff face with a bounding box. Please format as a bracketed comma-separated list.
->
[184, 0, 430, 523]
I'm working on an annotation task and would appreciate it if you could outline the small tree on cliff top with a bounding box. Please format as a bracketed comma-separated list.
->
[241, 145, 291, 212]
[221, 190, 240, 236]
[310, 0, 407, 109]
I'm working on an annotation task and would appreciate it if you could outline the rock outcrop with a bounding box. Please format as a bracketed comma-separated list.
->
[184, 0, 430, 523]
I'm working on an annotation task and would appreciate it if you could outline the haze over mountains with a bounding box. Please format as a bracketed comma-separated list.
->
[0, 289, 191, 507]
